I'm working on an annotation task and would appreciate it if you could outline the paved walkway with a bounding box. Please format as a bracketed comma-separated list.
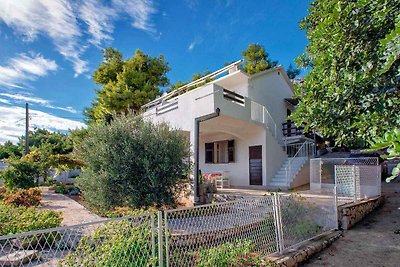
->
[303, 181, 400, 267]
[39, 187, 102, 226]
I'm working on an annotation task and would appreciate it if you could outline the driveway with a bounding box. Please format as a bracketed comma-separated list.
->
[302, 180, 400, 267]
[40, 187, 102, 226]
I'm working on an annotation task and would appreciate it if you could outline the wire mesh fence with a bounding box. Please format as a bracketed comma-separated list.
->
[310, 157, 381, 205]
[0, 213, 157, 267]
[163, 194, 337, 267]
[164, 197, 278, 267]
[278, 194, 338, 249]
[0, 193, 338, 267]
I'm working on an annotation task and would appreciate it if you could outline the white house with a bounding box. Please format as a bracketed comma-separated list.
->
[142, 60, 315, 202]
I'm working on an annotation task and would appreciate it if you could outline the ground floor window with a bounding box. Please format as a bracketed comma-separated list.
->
[205, 140, 234, 163]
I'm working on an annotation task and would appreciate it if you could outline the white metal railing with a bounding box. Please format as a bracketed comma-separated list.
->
[142, 60, 243, 111]
[285, 141, 315, 186]
[250, 101, 283, 144]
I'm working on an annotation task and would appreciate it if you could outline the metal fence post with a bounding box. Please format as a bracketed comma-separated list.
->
[151, 214, 156, 267]
[164, 211, 170, 267]
[352, 165, 357, 202]
[333, 185, 339, 229]
[273, 193, 284, 253]
[157, 211, 163, 267]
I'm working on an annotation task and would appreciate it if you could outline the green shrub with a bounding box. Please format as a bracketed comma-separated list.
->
[4, 188, 42, 207]
[0, 159, 38, 190]
[104, 206, 158, 218]
[0, 202, 62, 235]
[76, 115, 191, 212]
[280, 196, 321, 240]
[196, 240, 254, 267]
[59, 219, 157, 266]
[54, 184, 68, 194]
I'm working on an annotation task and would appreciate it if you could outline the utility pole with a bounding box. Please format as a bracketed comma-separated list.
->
[25, 103, 29, 155]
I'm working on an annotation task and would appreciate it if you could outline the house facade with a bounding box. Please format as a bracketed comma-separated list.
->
[142, 60, 314, 202]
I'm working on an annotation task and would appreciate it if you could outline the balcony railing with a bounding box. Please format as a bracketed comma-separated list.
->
[222, 89, 245, 105]
[282, 121, 305, 137]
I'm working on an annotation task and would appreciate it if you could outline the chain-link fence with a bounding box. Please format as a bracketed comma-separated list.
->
[0, 193, 338, 267]
[163, 194, 337, 267]
[310, 157, 381, 205]
[279, 194, 338, 250]
[0, 213, 157, 267]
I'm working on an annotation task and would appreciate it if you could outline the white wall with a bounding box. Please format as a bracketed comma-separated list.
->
[199, 125, 265, 187]
[143, 83, 218, 133]
[248, 69, 294, 134]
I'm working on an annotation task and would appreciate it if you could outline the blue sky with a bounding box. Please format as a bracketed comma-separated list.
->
[0, 0, 310, 143]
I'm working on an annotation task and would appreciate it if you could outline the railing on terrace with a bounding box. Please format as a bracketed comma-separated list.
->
[251, 101, 283, 143]
[0, 193, 338, 267]
[142, 60, 243, 111]
[282, 121, 306, 137]
[222, 88, 245, 105]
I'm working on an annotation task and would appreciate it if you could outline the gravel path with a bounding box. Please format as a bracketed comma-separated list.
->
[39, 187, 102, 226]
[302, 180, 400, 267]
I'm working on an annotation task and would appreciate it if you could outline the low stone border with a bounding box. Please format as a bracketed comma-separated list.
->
[338, 196, 384, 230]
[268, 230, 342, 267]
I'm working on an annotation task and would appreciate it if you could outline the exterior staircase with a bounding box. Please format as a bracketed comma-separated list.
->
[270, 157, 308, 188]
[270, 141, 315, 189]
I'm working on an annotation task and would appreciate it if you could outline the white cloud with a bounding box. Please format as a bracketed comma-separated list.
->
[0, 98, 10, 104]
[0, 0, 159, 76]
[188, 36, 203, 51]
[0, 53, 57, 88]
[0, 105, 85, 143]
[113, 0, 157, 34]
[79, 0, 116, 47]
[0, 0, 87, 76]
[0, 93, 78, 114]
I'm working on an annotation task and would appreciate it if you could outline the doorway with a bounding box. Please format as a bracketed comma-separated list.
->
[249, 145, 262, 185]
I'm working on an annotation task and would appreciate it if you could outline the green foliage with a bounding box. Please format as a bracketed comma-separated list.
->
[196, 240, 254, 267]
[59, 219, 157, 267]
[0, 202, 62, 235]
[286, 63, 300, 79]
[292, 0, 400, 147]
[242, 44, 278, 75]
[0, 158, 38, 190]
[54, 184, 68, 194]
[280, 196, 321, 240]
[169, 70, 213, 93]
[104, 206, 158, 218]
[19, 129, 74, 155]
[76, 114, 191, 212]
[367, 128, 400, 182]
[85, 48, 170, 123]
[0, 141, 21, 159]
[4, 188, 42, 207]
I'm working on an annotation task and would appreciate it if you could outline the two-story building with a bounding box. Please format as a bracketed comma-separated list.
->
[142, 60, 315, 202]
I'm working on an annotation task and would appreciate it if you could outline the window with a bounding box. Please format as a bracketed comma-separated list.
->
[205, 143, 214, 163]
[205, 140, 235, 164]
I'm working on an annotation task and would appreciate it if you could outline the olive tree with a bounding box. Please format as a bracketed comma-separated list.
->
[76, 114, 191, 212]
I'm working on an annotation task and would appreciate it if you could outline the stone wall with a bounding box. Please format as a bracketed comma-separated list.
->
[269, 230, 343, 267]
[338, 196, 384, 230]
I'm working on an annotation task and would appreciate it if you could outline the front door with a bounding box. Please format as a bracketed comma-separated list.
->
[249, 145, 262, 185]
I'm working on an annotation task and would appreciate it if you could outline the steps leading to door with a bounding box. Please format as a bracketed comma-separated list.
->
[269, 157, 308, 189]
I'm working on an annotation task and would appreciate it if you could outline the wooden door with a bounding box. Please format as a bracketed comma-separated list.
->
[249, 145, 262, 185]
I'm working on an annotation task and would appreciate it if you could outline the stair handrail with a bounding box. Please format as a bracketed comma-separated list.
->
[285, 141, 315, 186]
